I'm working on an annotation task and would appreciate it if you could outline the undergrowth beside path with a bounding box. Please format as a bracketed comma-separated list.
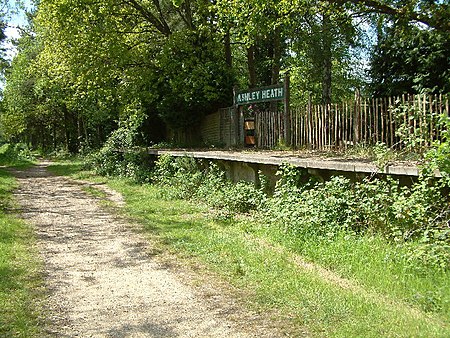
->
[50, 161, 450, 337]
[0, 151, 43, 337]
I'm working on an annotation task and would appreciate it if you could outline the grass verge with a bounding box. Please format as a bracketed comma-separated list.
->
[49, 162, 450, 337]
[0, 168, 44, 337]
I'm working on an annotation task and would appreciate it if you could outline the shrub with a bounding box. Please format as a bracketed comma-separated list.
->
[91, 151, 450, 271]
[263, 164, 449, 270]
[0, 143, 35, 165]
[152, 155, 266, 214]
[86, 112, 152, 183]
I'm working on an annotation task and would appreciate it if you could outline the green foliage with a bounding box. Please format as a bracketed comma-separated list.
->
[265, 164, 449, 270]
[88, 145, 450, 271]
[424, 115, 450, 186]
[1, 33, 40, 144]
[0, 143, 35, 166]
[370, 23, 450, 96]
[3, 0, 448, 152]
[69, 153, 450, 324]
[86, 112, 152, 182]
[2, 0, 237, 152]
[152, 155, 205, 199]
[152, 155, 266, 215]
[96, 170, 450, 335]
[156, 30, 234, 129]
[95, 151, 450, 271]
[0, 168, 43, 337]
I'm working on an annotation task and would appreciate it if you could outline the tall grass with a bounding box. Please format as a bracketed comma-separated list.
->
[0, 168, 44, 337]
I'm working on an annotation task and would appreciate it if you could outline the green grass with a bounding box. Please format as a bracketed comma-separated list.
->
[47, 160, 84, 177]
[50, 162, 450, 337]
[0, 168, 44, 337]
[81, 186, 108, 199]
[255, 226, 450, 316]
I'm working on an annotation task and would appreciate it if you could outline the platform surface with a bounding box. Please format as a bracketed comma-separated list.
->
[147, 149, 438, 177]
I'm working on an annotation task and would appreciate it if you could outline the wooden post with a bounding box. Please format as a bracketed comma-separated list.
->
[232, 86, 239, 146]
[334, 104, 338, 149]
[374, 98, 378, 144]
[284, 73, 291, 146]
[388, 96, 393, 147]
[308, 94, 312, 149]
[354, 89, 361, 145]
[422, 93, 427, 147]
[381, 98, 385, 144]
[364, 98, 368, 144]
[344, 101, 348, 149]
[430, 94, 435, 143]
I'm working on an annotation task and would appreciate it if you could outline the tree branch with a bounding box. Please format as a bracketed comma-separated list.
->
[122, 0, 171, 36]
[331, 0, 449, 31]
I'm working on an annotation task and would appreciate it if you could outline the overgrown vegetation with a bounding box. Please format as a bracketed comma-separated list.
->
[55, 153, 450, 336]
[85, 113, 153, 182]
[0, 143, 35, 167]
[149, 155, 450, 271]
[84, 113, 450, 273]
[47, 99, 448, 336]
[151, 155, 266, 215]
[78, 126, 450, 323]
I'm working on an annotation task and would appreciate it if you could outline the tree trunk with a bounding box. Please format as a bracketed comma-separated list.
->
[63, 106, 79, 153]
[322, 12, 332, 105]
[271, 27, 282, 85]
[270, 27, 283, 111]
[247, 45, 257, 88]
[224, 29, 232, 68]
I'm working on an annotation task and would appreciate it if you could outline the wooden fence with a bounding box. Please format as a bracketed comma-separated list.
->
[255, 111, 285, 148]
[254, 93, 449, 150]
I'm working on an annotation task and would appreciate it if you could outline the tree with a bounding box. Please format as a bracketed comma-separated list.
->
[370, 20, 450, 96]
[215, 0, 366, 105]
[156, 30, 234, 131]
[3, 0, 447, 151]
[215, 0, 290, 88]
[1, 0, 236, 150]
[0, 0, 15, 79]
[2, 32, 42, 146]
[287, 2, 363, 104]
[330, 0, 449, 32]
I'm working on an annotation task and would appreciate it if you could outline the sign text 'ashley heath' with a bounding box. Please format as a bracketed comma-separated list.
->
[235, 85, 284, 105]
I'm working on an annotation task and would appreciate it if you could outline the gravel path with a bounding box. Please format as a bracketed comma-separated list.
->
[12, 163, 279, 338]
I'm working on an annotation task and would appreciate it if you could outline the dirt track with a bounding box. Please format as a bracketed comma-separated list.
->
[12, 162, 280, 338]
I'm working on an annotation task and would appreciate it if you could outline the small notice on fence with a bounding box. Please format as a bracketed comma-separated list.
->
[235, 85, 284, 105]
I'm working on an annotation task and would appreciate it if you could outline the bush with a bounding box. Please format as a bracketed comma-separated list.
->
[152, 155, 266, 215]
[86, 112, 152, 183]
[0, 143, 35, 165]
[90, 149, 450, 271]
[263, 164, 450, 270]
[424, 114, 450, 187]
